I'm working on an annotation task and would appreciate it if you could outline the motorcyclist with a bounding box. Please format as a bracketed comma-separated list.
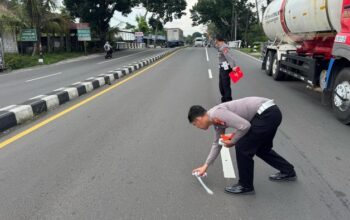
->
[104, 41, 113, 59]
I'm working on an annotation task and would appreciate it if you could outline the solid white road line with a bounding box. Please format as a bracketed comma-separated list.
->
[220, 147, 236, 179]
[208, 69, 213, 79]
[205, 46, 210, 62]
[25, 72, 62, 83]
[97, 50, 150, 65]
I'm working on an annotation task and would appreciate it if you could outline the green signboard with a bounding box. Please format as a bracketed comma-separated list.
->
[77, 29, 91, 41]
[20, 29, 38, 42]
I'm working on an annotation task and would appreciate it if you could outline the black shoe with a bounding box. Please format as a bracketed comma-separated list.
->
[225, 184, 255, 195]
[269, 172, 297, 182]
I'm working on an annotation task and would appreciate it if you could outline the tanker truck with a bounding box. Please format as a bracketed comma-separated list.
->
[261, 0, 350, 124]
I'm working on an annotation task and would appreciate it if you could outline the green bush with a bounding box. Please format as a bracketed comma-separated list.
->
[4, 52, 84, 70]
[4, 53, 38, 70]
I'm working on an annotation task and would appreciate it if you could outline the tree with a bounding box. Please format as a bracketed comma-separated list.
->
[41, 12, 71, 53]
[24, 1, 73, 53]
[140, 0, 186, 23]
[0, 0, 21, 9]
[191, 0, 258, 44]
[148, 16, 164, 45]
[135, 15, 149, 33]
[192, 32, 202, 38]
[16, 0, 61, 55]
[139, 0, 186, 46]
[184, 35, 196, 45]
[1, 1, 75, 55]
[0, 3, 22, 30]
[64, 0, 136, 43]
[206, 22, 219, 39]
[23, 0, 56, 28]
[148, 17, 163, 34]
[124, 22, 136, 31]
[106, 26, 120, 42]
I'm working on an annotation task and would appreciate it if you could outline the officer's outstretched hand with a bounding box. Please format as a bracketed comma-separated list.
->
[192, 164, 208, 176]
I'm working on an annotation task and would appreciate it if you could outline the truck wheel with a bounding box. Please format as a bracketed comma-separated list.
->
[271, 54, 285, 81]
[265, 51, 273, 76]
[332, 68, 350, 124]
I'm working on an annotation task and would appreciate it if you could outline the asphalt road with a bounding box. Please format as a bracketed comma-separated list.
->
[0, 47, 349, 220]
[0, 48, 168, 108]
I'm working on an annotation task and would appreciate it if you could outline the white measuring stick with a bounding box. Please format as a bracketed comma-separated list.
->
[192, 172, 214, 195]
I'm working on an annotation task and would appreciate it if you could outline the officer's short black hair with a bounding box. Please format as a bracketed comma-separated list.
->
[188, 105, 207, 123]
[215, 35, 225, 42]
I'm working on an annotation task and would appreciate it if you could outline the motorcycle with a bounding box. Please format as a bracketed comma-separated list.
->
[105, 49, 113, 59]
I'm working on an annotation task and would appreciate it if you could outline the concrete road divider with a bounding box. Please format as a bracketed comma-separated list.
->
[0, 49, 176, 132]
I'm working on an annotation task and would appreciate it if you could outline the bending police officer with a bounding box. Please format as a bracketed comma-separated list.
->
[189, 97, 297, 194]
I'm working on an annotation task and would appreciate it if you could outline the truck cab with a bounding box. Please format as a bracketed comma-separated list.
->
[328, 0, 350, 123]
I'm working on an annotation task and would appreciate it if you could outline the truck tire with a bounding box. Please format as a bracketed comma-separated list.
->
[265, 51, 273, 76]
[271, 54, 285, 81]
[332, 68, 350, 124]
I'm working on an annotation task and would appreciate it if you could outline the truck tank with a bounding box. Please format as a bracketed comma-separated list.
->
[262, 0, 343, 44]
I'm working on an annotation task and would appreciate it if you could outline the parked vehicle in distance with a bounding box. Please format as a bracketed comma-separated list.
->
[194, 37, 204, 47]
[166, 28, 184, 48]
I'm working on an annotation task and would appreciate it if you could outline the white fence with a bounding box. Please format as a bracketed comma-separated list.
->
[115, 42, 146, 50]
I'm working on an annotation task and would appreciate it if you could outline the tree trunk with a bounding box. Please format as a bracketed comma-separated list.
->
[244, 13, 249, 45]
[234, 12, 237, 41]
[47, 33, 51, 53]
[52, 32, 55, 53]
[32, 42, 37, 56]
[144, 9, 149, 19]
[60, 34, 64, 52]
[65, 32, 71, 52]
[100, 23, 109, 47]
[154, 25, 158, 46]
[32, 28, 42, 56]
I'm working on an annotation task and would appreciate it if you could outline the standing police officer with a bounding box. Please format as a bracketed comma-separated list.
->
[216, 35, 236, 103]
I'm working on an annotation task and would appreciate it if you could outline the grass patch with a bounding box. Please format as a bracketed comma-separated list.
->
[240, 48, 253, 53]
[4, 52, 84, 70]
[238, 48, 261, 60]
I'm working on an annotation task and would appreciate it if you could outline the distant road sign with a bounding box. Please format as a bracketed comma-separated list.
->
[135, 32, 144, 37]
[77, 29, 91, 41]
[20, 29, 38, 42]
[135, 32, 144, 43]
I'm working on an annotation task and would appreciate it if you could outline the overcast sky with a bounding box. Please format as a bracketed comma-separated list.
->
[58, 0, 260, 36]
[109, 0, 206, 36]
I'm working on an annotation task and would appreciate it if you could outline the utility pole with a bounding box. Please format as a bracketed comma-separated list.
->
[255, 0, 260, 24]
[231, 0, 235, 41]
[145, 0, 150, 48]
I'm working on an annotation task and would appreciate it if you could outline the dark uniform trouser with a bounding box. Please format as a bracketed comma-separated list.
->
[235, 106, 295, 188]
[219, 68, 232, 103]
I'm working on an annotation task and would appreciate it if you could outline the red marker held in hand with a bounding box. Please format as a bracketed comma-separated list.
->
[220, 133, 235, 141]
[229, 66, 244, 84]
[219, 133, 235, 146]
